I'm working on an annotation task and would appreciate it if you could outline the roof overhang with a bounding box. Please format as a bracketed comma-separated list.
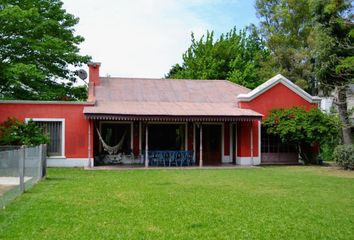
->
[84, 113, 261, 122]
[237, 74, 322, 104]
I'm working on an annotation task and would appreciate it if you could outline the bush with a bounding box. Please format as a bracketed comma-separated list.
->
[0, 118, 48, 146]
[333, 145, 354, 170]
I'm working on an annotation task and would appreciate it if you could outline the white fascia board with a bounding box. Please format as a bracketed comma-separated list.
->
[237, 74, 321, 104]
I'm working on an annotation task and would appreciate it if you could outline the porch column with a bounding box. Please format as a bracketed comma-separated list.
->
[199, 123, 203, 167]
[258, 120, 261, 164]
[145, 123, 149, 168]
[250, 121, 254, 165]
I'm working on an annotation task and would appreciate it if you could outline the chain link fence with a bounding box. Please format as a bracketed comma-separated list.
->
[0, 144, 46, 209]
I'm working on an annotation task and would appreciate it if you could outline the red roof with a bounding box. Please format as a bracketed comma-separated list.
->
[84, 77, 262, 121]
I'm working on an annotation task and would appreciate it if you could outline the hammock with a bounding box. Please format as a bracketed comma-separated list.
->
[96, 128, 127, 155]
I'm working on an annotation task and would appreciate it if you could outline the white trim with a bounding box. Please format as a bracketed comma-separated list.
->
[237, 74, 321, 104]
[258, 120, 261, 163]
[236, 157, 260, 166]
[47, 158, 90, 167]
[26, 118, 65, 158]
[250, 122, 253, 165]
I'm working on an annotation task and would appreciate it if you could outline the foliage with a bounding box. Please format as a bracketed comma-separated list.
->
[255, 0, 317, 94]
[311, 0, 353, 144]
[0, 118, 48, 146]
[1, 168, 354, 239]
[311, 0, 353, 87]
[334, 144, 354, 170]
[166, 27, 271, 89]
[0, 0, 91, 101]
[263, 107, 341, 163]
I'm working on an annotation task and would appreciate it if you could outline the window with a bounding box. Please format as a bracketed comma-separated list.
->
[28, 119, 65, 157]
[261, 127, 297, 153]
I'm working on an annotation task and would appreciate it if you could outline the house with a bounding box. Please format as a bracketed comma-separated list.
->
[0, 62, 321, 167]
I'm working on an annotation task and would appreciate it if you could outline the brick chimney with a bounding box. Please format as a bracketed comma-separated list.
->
[88, 62, 101, 85]
[87, 62, 101, 102]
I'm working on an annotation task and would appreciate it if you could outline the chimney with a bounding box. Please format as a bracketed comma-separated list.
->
[87, 62, 101, 102]
[88, 62, 101, 86]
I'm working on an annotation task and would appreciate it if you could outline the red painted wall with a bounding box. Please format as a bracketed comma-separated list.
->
[239, 83, 317, 118]
[0, 103, 90, 158]
[237, 82, 318, 158]
[237, 121, 259, 157]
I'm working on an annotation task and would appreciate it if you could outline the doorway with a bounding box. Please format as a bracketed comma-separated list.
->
[196, 124, 222, 165]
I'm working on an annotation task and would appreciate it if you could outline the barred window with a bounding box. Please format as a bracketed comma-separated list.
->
[35, 121, 63, 156]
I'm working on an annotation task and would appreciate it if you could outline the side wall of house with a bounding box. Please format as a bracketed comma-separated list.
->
[0, 103, 91, 167]
[239, 83, 317, 117]
[239, 82, 318, 164]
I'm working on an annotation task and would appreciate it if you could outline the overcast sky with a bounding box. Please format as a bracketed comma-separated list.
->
[62, 0, 258, 78]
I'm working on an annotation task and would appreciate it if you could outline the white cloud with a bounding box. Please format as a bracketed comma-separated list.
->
[62, 0, 214, 78]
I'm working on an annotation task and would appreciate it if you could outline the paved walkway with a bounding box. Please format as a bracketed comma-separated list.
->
[0, 177, 32, 186]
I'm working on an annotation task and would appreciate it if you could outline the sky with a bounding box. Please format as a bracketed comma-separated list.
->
[62, 0, 258, 79]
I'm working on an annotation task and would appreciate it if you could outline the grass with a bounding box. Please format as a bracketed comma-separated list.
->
[0, 166, 353, 239]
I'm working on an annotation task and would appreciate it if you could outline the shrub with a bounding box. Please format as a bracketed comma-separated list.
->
[0, 118, 48, 146]
[333, 145, 354, 170]
[264, 107, 341, 164]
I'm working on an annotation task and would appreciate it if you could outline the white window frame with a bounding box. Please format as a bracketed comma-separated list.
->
[25, 118, 65, 158]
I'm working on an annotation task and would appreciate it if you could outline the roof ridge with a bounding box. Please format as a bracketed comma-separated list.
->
[99, 76, 247, 84]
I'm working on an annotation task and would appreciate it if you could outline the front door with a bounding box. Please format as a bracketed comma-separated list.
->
[202, 124, 222, 165]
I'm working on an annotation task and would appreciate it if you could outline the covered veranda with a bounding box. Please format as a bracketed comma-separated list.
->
[85, 112, 262, 167]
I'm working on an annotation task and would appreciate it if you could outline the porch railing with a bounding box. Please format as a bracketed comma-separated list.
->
[147, 150, 194, 167]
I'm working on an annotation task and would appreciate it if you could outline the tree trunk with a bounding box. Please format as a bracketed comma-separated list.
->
[337, 87, 353, 145]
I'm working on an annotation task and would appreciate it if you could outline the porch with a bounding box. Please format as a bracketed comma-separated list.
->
[87, 117, 262, 167]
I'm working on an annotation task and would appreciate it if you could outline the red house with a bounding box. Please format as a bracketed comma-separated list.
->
[0, 62, 321, 167]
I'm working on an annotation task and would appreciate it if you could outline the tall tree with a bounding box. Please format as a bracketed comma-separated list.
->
[166, 28, 271, 89]
[0, 0, 91, 101]
[255, 0, 316, 93]
[312, 0, 353, 144]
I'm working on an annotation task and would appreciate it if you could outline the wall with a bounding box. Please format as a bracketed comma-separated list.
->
[0, 102, 91, 166]
[239, 82, 317, 118]
[238, 82, 319, 165]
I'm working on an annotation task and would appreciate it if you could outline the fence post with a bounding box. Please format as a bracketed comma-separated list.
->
[39, 145, 43, 178]
[19, 146, 25, 193]
[42, 144, 47, 178]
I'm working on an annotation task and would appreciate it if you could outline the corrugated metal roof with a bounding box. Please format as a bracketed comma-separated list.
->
[84, 77, 262, 119]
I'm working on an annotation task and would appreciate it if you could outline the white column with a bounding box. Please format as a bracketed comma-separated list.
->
[199, 124, 203, 167]
[145, 123, 149, 168]
[250, 121, 254, 165]
[258, 120, 261, 164]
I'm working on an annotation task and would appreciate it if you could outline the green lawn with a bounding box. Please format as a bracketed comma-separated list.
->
[0, 167, 353, 239]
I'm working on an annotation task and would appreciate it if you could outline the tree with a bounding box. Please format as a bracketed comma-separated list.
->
[0, 0, 91, 101]
[263, 107, 341, 163]
[0, 118, 48, 146]
[311, 0, 353, 144]
[166, 28, 271, 89]
[255, 0, 317, 93]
